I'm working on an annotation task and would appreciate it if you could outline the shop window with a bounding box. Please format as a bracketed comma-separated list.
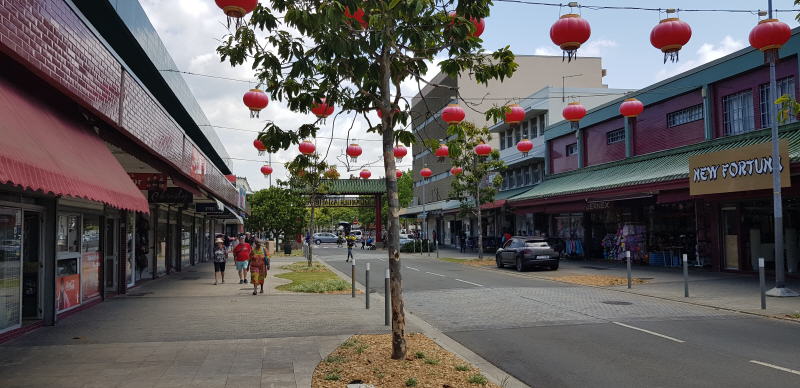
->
[0, 208, 22, 333]
[667, 104, 703, 128]
[760, 76, 796, 128]
[566, 143, 578, 156]
[515, 169, 523, 188]
[722, 90, 754, 135]
[606, 128, 625, 144]
[514, 127, 521, 144]
[81, 215, 101, 301]
[523, 166, 531, 186]
[539, 115, 546, 136]
[508, 170, 516, 188]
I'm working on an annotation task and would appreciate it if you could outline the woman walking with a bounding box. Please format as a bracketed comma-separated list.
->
[213, 239, 227, 285]
[248, 240, 270, 295]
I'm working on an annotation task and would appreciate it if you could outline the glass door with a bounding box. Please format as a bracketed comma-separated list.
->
[722, 207, 740, 270]
[104, 218, 117, 292]
[22, 211, 42, 320]
[0, 207, 22, 333]
[56, 214, 81, 312]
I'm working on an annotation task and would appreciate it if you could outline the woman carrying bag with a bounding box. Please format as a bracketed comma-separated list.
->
[248, 240, 270, 295]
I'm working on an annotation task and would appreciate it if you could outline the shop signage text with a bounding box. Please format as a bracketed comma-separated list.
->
[148, 188, 193, 204]
[307, 196, 376, 208]
[128, 173, 167, 191]
[196, 202, 223, 213]
[689, 140, 790, 196]
[586, 201, 612, 211]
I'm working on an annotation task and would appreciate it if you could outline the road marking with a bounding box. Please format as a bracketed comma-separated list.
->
[612, 322, 685, 343]
[455, 279, 484, 287]
[406, 266, 420, 271]
[749, 360, 800, 376]
[425, 271, 445, 277]
[376, 258, 385, 262]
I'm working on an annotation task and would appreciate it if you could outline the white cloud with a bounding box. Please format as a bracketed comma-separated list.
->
[533, 39, 617, 57]
[533, 46, 559, 56]
[654, 35, 746, 81]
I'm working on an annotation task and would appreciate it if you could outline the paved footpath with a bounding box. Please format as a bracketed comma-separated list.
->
[0, 258, 402, 388]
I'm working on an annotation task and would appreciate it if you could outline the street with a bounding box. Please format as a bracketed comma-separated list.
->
[320, 245, 800, 388]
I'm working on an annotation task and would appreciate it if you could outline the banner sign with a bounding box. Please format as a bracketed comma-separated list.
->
[689, 140, 790, 196]
[307, 196, 376, 208]
[128, 173, 167, 191]
[196, 202, 224, 213]
[148, 187, 193, 204]
[81, 252, 101, 300]
[190, 146, 207, 184]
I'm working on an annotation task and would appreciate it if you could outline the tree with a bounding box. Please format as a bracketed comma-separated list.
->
[247, 186, 307, 248]
[442, 121, 504, 259]
[218, 1, 516, 359]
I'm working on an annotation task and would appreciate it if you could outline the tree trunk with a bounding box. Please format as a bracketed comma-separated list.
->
[477, 179, 483, 260]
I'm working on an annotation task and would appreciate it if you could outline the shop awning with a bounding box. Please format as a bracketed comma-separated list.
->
[0, 76, 149, 213]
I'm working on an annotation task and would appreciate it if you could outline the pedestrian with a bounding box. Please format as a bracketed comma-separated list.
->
[337, 233, 343, 248]
[245, 232, 255, 245]
[249, 240, 269, 295]
[232, 235, 252, 284]
[213, 239, 227, 285]
[345, 233, 356, 262]
[360, 234, 366, 250]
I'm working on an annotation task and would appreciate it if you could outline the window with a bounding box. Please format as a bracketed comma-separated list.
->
[530, 118, 538, 138]
[723, 90, 754, 135]
[667, 104, 704, 127]
[760, 76, 796, 127]
[523, 166, 531, 186]
[515, 169, 523, 188]
[499, 131, 505, 149]
[514, 127, 521, 143]
[505, 130, 513, 151]
[521, 120, 529, 140]
[501, 172, 508, 190]
[606, 128, 625, 144]
[566, 143, 578, 156]
[539, 115, 546, 136]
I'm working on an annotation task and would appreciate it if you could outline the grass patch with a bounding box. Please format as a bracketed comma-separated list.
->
[786, 313, 800, 319]
[455, 365, 471, 371]
[424, 358, 439, 365]
[354, 344, 368, 354]
[405, 378, 418, 387]
[323, 372, 340, 381]
[324, 355, 345, 363]
[468, 374, 488, 385]
[273, 249, 305, 257]
[280, 261, 328, 272]
[276, 262, 349, 293]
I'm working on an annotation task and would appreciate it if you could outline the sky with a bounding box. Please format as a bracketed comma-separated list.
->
[139, 0, 800, 191]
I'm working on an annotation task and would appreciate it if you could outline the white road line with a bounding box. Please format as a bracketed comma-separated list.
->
[612, 322, 685, 343]
[425, 271, 445, 277]
[750, 360, 800, 376]
[455, 278, 484, 287]
[376, 258, 385, 262]
[406, 266, 420, 271]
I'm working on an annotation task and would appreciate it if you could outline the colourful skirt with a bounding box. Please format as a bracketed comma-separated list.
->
[250, 265, 266, 285]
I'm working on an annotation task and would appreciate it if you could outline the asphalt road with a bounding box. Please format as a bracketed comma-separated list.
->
[317, 245, 800, 388]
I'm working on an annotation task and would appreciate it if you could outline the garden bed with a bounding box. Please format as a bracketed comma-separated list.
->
[438, 257, 496, 267]
[549, 274, 648, 287]
[275, 262, 353, 293]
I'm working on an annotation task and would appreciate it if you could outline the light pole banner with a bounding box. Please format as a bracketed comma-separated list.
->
[689, 140, 790, 196]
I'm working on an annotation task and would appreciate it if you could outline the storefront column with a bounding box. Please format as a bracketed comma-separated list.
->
[43, 198, 58, 326]
[702, 84, 714, 140]
[117, 211, 128, 295]
[624, 117, 633, 158]
[151, 207, 158, 279]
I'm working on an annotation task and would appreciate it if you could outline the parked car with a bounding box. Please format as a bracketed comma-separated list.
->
[399, 233, 413, 245]
[312, 232, 338, 245]
[495, 236, 559, 272]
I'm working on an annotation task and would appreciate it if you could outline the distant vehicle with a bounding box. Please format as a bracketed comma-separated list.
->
[495, 236, 559, 272]
[350, 229, 364, 240]
[312, 232, 338, 245]
[399, 233, 413, 245]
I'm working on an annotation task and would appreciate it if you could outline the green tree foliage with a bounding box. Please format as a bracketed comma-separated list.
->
[247, 186, 307, 244]
[217, 0, 516, 359]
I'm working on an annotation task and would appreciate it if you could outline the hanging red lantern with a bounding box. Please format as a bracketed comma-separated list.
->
[516, 139, 534, 157]
[420, 168, 433, 178]
[441, 104, 465, 124]
[474, 143, 492, 157]
[298, 140, 316, 155]
[396, 170, 403, 178]
[435, 144, 449, 162]
[253, 138, 267, 156]
[346, 143, 362, 163]
[344, 7, 368, 29]
[619, 98, 644, 118]
[562, 101, 587, 122]
[311, 98, 335, 118]
[550, 13, 591, 62]
[450, 166, 463, 176]
[260, 165, 273, 176]
[504, 104, 525, 125]
[377, 107, 400, 119]
[359, 169, 371, 179]
[749, 17, 791, 61]
[215, 0, 257, 28]
[650, 14, 692, 63]
[393, 145, 408, 161]
[448, 12, 485, 38]
[243, 88, 269, 118]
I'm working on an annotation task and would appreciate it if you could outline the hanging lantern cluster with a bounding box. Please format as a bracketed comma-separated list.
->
[449, 12, 486, 38]
[260, 165, 273, 176]
[474, 143, 492, 157]
[346, 143, 362, 163]
[393, 145, 408, 162]
[504, 104, 525, 126]
[243, 88, 269, 118]
[619, 98, 644, 118]
[396, 170, 403, 178]
[550, 12, 591, 62]
[441, 104, 465, 125]
[215, 0, 257, 29]
[450, 166, 463, 176]
[435, 144, 449, 162]
[650, 10, 692, 63]
[516, 139, 534, 157]
[253, 139, 267, 156]
[298, 140, 316, 155]
[749, 15, 791, 62]
[312, 99, 335, 118]
[344, 7, 368, 29]
[360, 169, 371, 179]
[420, 167, 433, 178]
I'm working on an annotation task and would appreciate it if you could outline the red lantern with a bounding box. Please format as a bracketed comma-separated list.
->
[619, 98, 644, 118]
[516, 139, 533, 157]
[344, 7, 368, 29]
[749, 18, 791, 61]
[441, 104, 465, 124]
[377, 108, 400, 119]
[346, 143, 362, 163]
[550, 13, 591, 62]
[474, 143, 492, 157]
[260, 165, 273, 176]
[450, 166, 463, 176]
[420, 168, 433, 178]
[393, 145, 408, 161]
[215, 0, 257, 28]
[449, 12, 485, 38]
[435, 144, 449, 162]
[311, 99, 335, 118]
[243, 89, 269, 118]
[650, 16, 692, 63]
[562, 101, 587, 122]
[298, 140, 316, 155]
[359, 169, 371, 179]
[396, 170, 403, 178]
[253, 139, 267, 156]
[504, 104, 525, 125]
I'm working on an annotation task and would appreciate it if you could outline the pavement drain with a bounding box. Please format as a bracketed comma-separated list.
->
[601, 301, 633, 305]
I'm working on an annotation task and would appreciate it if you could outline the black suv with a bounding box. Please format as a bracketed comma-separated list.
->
[496, 236, 559, 272]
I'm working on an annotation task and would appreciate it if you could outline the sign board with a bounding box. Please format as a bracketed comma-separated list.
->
[196, 202, 224, 214]
[190, 146, 206, 184]
[308, 196, 376, 208]
[586, 201, 613, 211]
[689, 140, 790, 196]
[128, 173, 167, 191]
[148, 187, 193, 204]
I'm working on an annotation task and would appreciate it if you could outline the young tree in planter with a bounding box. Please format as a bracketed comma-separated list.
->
[284, 152, 332, 267]
[441, 121, 504, 259]
[247, 185, 307, 252]
[217, 1, 516, 359]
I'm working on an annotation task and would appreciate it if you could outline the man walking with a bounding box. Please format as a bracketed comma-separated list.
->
[345, 233, 356, 262]
[232, 235, 252, 284]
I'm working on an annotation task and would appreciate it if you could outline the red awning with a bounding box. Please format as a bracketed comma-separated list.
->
[0, 76, 149, 213]
[480, 199, 507, 210]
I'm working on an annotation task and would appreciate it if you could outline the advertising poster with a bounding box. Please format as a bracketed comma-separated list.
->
[81, 252, 101, 300]
[190, 146, 206, 184]
[56, 274, 80, 312]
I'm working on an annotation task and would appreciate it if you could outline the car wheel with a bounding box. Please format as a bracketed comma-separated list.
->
[515, 257, 525, 272]
[314, 239, 321, 245]
[550, 263, 559, 271]
[496, 254, 504, 268]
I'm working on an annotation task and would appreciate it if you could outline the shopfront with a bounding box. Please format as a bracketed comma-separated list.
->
[0, 204, 44, 335]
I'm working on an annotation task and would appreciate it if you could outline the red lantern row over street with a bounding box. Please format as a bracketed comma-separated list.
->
[450, 166, 463, 176]
[393, 145, 408, 161]
[562, 101, 587, 122]
[360, 169, 371, 179]
[619, 98, 644, 118]
[344, 7, 368, 29]
[441, 104, 465, 124]
[474, 143, 492, 157]
[312, 99, 335, 118]
[420, 167, 433, 178]
[449, 13, 486, 38]
[243, 88, 269, 118]
[253, 139, 267, 156]
[749, 17, 791, 61]
[260, 165, 273, 176]
[650, 12, 692, 63]
[298, 140, 316, 155]
[435, 144, 449, 162]
[517, 139, 533, 157]
[504, 104, 525, 126]
[550, 13, 591, 62]
[346, 143, 362, 163]
[215, 0, 257, 28]
[396, 170, 403, 178]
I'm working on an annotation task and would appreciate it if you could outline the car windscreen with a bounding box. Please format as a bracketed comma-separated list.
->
[525, 241, 550, 248]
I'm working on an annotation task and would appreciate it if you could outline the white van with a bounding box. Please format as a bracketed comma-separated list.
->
[350, 229, 364, 240]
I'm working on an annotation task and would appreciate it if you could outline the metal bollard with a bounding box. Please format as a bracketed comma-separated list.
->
[683, 254, 689, 298]
[351, 258, 356, 298]
[435, 239, 439, 258]
[759, 257, 766, 310]
[384, 268, 390, 326]
[365, 263, 370, 309]
[626, 250, 632, 289]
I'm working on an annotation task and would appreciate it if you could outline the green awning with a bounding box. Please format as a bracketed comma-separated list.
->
[511, 124, 800, 202]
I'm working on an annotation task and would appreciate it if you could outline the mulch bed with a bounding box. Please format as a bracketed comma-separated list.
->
[549, 274, 648, 287]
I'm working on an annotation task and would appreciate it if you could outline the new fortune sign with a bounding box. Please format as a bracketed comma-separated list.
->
[689, 140, 789, 196]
